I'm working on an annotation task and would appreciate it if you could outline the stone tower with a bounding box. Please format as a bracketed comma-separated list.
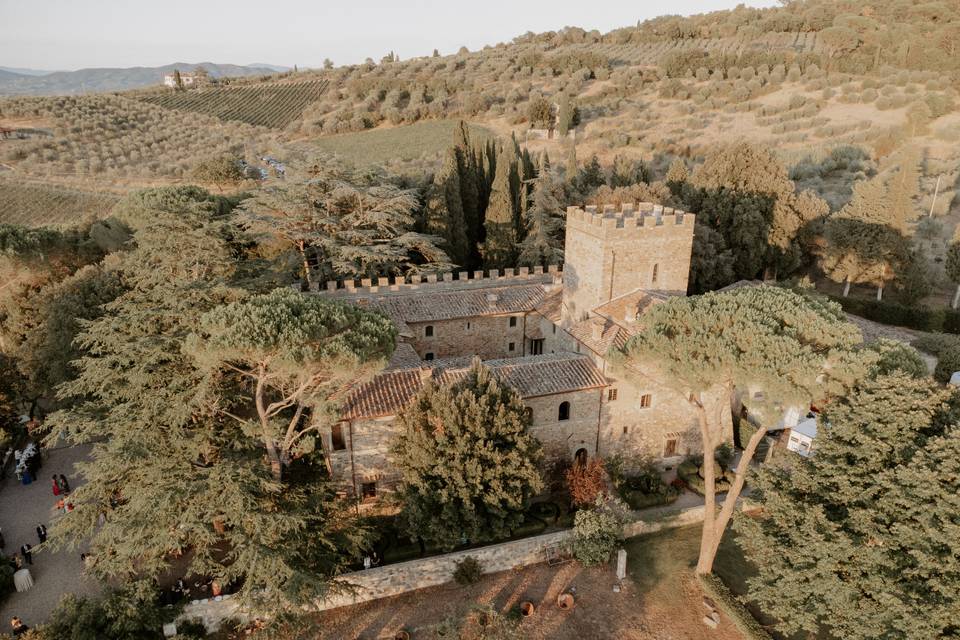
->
[560, 203, 695, 326]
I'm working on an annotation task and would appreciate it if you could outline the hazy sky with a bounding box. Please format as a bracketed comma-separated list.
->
[0, 0, 776, 71]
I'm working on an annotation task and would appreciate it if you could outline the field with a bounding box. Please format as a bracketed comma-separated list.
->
[307, 119, 493, 168]
[0, 179, 118, 226]
[139, 80, 329, 129]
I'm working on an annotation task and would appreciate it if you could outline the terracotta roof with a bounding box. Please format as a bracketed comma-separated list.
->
[592, 288, 673, 326]
[386, 342, 422, 369]
[374, 284, 546, 323]
[535, 287, 563, 324]
[569, 317, 630, 357]
[341, 353, 606, 419]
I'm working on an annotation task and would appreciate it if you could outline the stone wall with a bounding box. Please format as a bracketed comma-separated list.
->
[179, 501, 752, 633]
[408, 313, 529, 361]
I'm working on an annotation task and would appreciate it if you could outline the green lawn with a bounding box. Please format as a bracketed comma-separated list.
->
[308, 119, 493, 168]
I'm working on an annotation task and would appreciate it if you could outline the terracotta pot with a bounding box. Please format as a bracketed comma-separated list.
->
[557, 593, 575, 610]
[520, 601, 535, 617]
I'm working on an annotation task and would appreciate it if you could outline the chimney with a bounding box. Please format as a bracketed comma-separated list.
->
[486, 292, 500, 307]
[591, 322, 603, 342]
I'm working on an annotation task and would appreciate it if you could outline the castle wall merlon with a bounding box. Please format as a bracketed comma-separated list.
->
[303, 265, 562, 297]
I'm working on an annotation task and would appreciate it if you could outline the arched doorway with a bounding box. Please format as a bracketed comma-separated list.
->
[574, 448, 588, 467]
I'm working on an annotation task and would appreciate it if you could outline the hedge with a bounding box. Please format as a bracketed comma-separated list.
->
[698, 573, 773, 640]
[828, 294, 960, 333]
[678, 460, 731, 496]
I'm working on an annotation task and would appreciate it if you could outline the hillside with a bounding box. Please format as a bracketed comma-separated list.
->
[0, 62, 283, 96]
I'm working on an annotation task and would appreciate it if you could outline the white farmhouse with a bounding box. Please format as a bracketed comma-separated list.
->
[786, 416, 817, 457]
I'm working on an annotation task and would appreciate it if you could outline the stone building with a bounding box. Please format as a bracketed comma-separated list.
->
[308, 202, 726, 501]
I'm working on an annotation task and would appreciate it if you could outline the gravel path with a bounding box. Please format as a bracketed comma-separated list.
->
[0, 443, 100, 629]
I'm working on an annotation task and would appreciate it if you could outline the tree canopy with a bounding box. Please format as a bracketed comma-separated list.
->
[736, 374, 960, 640]
[393, 360, 543, 550]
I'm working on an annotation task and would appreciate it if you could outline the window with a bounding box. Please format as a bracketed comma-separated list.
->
[331, 423, 346, 451]
[425, 325, 434, 337]
[623, 425, 629, 435]
[608, 388, 618, 401]
[558, 401, 570, 421]
[509, 316, 517, 327]
[640, 394, 652, 408]
[664, 438, 678, 457]
[465, 321, 471, 330]
[552, 325, 557, 334]
[524, 407, 534, 422]
[652, 263, 659, 284]
[424, 352, 435, 361]
[530, 338, 544, 355]
[574, 448, 588, 467]
[361, 482, 377, 501]
[509, 342, 516, 352]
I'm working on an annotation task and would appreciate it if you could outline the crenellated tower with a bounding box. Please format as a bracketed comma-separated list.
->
[560, 203, 695, 326]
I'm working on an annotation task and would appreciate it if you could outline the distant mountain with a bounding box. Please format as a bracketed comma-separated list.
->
[0, 62, 283, 96]
[0, 66, 60, 77]
[247, 63, 292, 73]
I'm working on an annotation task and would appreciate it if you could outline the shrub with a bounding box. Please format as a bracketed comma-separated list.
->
[565, 457, 607, 507]
[175, 619, 207, 639]
[571, 495, 628, 566]
[934, 345, 960, 384]
[698, 573, 773, 640]
[453, 556, 484, 586]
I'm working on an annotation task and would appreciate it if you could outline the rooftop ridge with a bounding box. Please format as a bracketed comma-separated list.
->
[565, 201, 693, 231]
[297, 264, 562, 296]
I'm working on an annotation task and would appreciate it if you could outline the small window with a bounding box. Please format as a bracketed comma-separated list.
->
[622, 425, 629, 435]
[331, 423, 346, 451]
[608, 388, 618, 401]
[552, 325, 557, 334]
[424, 352, 435, 361]
[465, 322, 471, 330]
[558, 401, 570, 421]
[425, 325, 434, 337]
[361, 482, 377, 500]
[508, 342, 515, 352]
[652, 263, 659, 284]
[664, 438, 678, 457]
[509, 316, 517, 327]
[640, 394, 652, 408]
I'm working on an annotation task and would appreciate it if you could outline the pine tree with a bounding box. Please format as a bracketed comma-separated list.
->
[482, 143, 519, 269]
[517, 160, 564, 268]
[45, 190, 370, 610]
[735, 374, 960, 640]
[393, 360, 543, 550]
[615, 285, 866, 575]
[821, 176, 908, 300]
[424, 148, 471, 266]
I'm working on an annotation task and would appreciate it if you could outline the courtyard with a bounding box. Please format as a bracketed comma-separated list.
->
[0, 442, 99, 628]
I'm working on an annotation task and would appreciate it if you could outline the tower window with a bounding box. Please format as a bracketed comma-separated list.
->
[608, 388, 618, 401]
[558, 401, 570, 421]
[652, 263, 659, 284]
[508, 342, 515, 352]
[424, 352, 435, 361]
[509, 316, 517, 327]
[623, 425, 629, 435]
[331, 423, 346, 451]
[425, 325, 434, 337]
[640, 394, 652, 408]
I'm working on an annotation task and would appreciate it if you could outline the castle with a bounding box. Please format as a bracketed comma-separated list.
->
[308, 203, 713, 502]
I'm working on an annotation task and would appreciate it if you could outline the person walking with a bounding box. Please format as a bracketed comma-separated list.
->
[58, 474, 70, 494]
[51, 476, 60, 497]
[36, 524, 46, 544]
[19, 544, 31, 566]
[10, 616, 29, 636]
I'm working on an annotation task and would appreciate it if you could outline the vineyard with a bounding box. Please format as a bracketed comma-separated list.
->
[140, 80, 329, 129]
[0, 179, 118, 227]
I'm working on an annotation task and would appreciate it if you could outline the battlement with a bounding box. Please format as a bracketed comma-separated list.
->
[565, 202, 694, 236]
[296, 264, 562, 296]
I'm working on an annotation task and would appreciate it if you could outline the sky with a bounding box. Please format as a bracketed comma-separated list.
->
[0, 0, 777, 72]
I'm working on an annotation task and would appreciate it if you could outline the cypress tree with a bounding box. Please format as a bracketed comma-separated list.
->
[424, 148, 471, 266]
[453, 121, 481, 261]
[482, 143, 519, 269]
